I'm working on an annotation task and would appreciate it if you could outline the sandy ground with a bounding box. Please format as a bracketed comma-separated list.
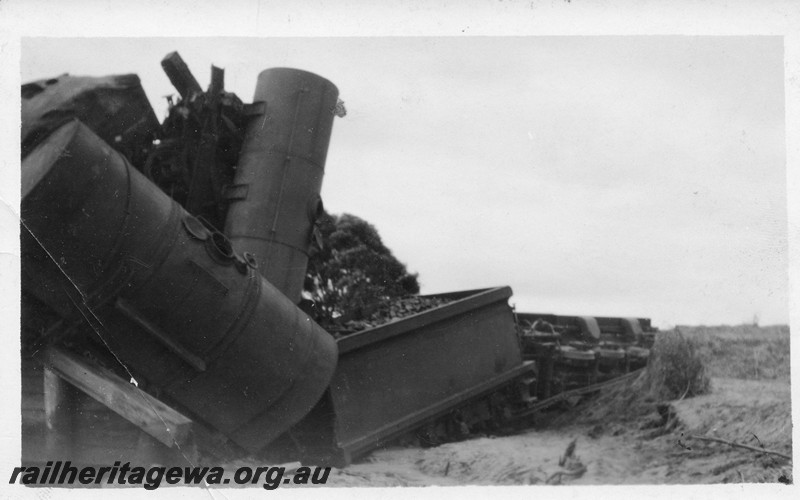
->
[316, 376, 791, 486]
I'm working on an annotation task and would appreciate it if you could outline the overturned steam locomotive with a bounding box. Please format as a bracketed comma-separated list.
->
[20, 53, 656, 468]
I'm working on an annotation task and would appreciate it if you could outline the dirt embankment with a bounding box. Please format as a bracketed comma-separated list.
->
[320, 325, 792, 486]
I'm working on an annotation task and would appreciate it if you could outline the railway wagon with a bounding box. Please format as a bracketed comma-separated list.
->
[269, 302, 660, 466]
[517, 312, 655, 400]
[269, 287, 538, 466]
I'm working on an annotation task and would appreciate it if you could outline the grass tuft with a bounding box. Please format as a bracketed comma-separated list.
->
[640, 327, 710, 401]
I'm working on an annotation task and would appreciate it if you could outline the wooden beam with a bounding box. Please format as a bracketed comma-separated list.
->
[43, 367, 79, 457]
[38, 345, 193, 448]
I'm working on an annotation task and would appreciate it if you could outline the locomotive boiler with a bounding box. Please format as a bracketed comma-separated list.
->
[224, 68, 339, 304]
[21, 120, 337, 453]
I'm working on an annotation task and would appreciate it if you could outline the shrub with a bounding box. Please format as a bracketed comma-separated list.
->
[304, 212, 420, 328]
[640, 327, 710, 400]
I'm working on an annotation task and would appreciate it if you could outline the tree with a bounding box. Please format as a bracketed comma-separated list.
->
[304, 212, 419, 328]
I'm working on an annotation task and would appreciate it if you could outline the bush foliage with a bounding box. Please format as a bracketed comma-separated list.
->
[304, 212, 420, 327]
[641, 327, 710, 400]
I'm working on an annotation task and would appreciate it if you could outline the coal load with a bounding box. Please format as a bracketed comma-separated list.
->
[323, 295, 453, 336]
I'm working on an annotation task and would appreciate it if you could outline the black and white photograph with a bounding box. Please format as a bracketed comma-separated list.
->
[1, 0, 797, 497]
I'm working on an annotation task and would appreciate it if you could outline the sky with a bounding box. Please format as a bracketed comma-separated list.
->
[20, 36, 788, 328]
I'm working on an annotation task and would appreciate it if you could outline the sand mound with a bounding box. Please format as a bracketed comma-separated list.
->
[671, 378, 791, 455]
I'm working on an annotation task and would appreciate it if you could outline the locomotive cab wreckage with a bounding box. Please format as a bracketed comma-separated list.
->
[20, 52, 657, 468]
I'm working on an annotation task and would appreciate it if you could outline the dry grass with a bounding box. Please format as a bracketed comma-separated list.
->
[679, 324, 790, 381]
[641, 327, 711, 400]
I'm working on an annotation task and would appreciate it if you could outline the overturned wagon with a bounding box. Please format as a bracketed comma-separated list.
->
[271, 287, 537, 466]
[517, 312, 655, 400]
